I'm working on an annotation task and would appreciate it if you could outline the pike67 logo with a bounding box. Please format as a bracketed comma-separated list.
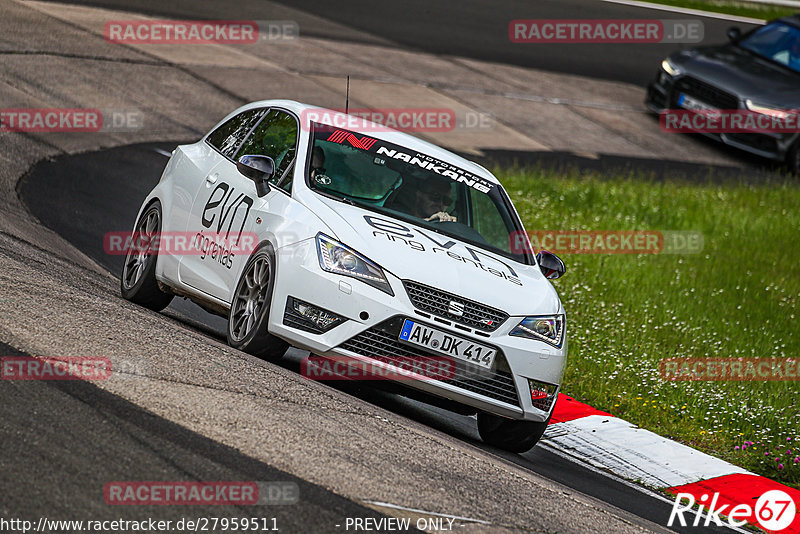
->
[669, 489, 796, 531]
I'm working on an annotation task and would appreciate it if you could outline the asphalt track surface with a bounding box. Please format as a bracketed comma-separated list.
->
[41, 0, 761, 85]
[0, 339, 404, 532]
[18, 141, 732, 534]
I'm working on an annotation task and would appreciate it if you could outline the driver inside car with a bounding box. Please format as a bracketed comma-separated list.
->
[387, 176, 457, 222]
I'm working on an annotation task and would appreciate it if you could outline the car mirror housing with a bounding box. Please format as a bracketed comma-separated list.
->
[236, 154, 275, 197]
[727, 26, 741, 41]
[536, 250, 566, 279]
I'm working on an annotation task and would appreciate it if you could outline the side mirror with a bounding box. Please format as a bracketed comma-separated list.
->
[536, 250, 566, 280]
[236, 155, 275, 197]
[727, 27, 741, 41]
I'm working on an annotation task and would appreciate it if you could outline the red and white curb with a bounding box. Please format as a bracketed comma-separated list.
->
[543, 394, 800, 533]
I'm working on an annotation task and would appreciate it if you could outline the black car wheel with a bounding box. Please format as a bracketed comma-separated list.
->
[227, 245, 289, 360]
[477, 412, 551, 453]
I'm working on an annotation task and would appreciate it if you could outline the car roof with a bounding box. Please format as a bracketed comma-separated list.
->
[238, 99, 501, 186]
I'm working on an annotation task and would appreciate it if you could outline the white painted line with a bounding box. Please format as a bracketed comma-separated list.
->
[152, 148, 173, 158]
[538, 442, 752, 534]
[599, 0, 766, 24]
[542, 415, 750, 489]
[361, 500, 491, 524]
[734, 0, 800, 7]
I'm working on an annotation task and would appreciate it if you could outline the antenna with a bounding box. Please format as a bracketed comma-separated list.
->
[345, 76, 350, 115]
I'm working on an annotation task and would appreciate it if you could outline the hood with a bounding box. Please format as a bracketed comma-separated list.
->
[300, 192, 561, 317]
[674, 45, 800, 106]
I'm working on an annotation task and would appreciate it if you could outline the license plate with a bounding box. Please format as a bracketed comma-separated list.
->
[399, 319, 496, 369]
[678, 93, 718, 112]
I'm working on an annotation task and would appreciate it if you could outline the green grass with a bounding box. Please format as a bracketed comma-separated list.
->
[499, 166, 800, 488]
[640, 0, 796, 21]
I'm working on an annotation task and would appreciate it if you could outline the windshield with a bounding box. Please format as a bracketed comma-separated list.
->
[739, 21, 800, 73]
[306, 123, 529, 264]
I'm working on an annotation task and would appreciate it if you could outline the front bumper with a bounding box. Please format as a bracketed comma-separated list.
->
[646, 69, 798, 162]
[268, 238, 566, 422]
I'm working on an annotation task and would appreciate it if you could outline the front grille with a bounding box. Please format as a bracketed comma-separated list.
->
[403, 280, 508, 332]
[672, 76, 739, 110]
[338, 317, 520, 408]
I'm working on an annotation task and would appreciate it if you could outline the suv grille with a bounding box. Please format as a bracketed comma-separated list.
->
[672, 76, 739, 110]
[338, 317, 520, 408]
[403, 280, 508, 332]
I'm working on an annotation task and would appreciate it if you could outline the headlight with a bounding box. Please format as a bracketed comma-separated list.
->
[661, 58, 681, 77]
[509, 315, 565, 348]
[316, 233, 393, 295]
[745, 99, 791, 119]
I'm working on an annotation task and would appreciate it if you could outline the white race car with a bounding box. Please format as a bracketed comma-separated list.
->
[121, 100, 567, 452]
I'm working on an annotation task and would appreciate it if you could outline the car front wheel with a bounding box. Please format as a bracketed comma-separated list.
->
[227, 246, 288, 360]
[477, 412, 551, 453]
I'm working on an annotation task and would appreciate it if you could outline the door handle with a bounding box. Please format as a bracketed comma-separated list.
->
[206, 173, 218, 184]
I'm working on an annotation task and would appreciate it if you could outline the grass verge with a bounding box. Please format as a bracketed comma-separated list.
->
[499, 166, 800, 488]
[632, 0, 796, 21]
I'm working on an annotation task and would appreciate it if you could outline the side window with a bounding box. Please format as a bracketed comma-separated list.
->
[206, 108, 265, 158]
[235, 109, 298, 184]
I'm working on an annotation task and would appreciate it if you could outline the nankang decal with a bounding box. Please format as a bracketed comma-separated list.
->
[373, 146, 494, 194]
[312, 122, 494, 194]
[364, 215, 522, 286]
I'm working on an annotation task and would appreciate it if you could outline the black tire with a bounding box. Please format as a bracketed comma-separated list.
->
[227, 245, 288, 360]
[788, 138, 800, 176]
[477, 412, 551, 453]
[120, 201, 174, 311]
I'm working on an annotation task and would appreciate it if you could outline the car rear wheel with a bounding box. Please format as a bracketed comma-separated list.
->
[227, 246, 288, 360]
[477, 412, 551, 453]
[120, 201, 174, 311]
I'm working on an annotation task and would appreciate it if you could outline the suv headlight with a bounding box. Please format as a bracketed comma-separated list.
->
[661, 58, 681, 77]
[510, 315, 565, 348]
[316, 233, 393, 295]
[745, 99, 791, 119]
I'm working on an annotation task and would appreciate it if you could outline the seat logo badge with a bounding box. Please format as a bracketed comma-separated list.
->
[448, 301, 465, 317]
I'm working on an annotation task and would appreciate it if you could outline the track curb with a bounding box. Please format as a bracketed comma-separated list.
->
[545, 394, 800, 532]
